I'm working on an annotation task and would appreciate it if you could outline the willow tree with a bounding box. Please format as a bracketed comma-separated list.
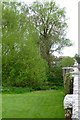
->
[2, 2, 48, 88]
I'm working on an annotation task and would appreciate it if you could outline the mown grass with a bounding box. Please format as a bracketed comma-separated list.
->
[0, 94, 2, 119]
[2, 89, 65, 118]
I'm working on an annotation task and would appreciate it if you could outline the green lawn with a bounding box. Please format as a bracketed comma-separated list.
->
[2, 89, 65, 118]
[0, 94, 2, 119]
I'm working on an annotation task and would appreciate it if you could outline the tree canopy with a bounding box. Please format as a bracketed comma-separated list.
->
[2, 1, 73, 88]
[29, 1, 72, 68]
[2, 2, 48, 88]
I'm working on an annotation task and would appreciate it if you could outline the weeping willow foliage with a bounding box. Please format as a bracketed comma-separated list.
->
[2, 2, 48, 87]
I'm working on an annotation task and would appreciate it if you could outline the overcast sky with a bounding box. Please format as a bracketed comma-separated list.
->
[55, 0, 79, 57]
[18, 0, 79, 57]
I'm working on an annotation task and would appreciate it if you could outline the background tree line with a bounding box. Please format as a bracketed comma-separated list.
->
[2, 1, 75, 90]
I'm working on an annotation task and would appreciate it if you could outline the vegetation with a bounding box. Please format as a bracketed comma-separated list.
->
[1, 1, 74, 119]
[2, 2, 48, 88]
[75, 54, 80, 64]
[47, 56, 75, 86]
[2, 89, 64, 118]
[2, 1, 73, 89]
[2, 85, 63, 94]
[29, 1, 72, 68]
[59, 56, 75, 67]
[64, 73, 73, 95]
[0, 94, 2, 119]
[29, 1, 72, 83]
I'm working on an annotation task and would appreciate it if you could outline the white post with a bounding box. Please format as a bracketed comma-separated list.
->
[63, 64, 80, 119]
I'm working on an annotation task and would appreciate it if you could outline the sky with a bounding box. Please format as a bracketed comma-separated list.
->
[17, 0, 79, 57]
[55, 0, 79, 57]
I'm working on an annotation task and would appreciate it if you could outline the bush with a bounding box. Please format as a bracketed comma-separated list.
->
[2, 3, 48, 88]
[64, 73, 73, 95]
[2, 87, 34, 94]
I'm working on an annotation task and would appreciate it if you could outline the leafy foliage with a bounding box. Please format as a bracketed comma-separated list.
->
[59, 56, 75, 67]
[2, 2, 48, 87]
[74, 54, 80, 64]
[29, 1, 72, 68]
[2, 1, 73, 88]
[64, 73, 73, 95]
[48, 56, 75, 85]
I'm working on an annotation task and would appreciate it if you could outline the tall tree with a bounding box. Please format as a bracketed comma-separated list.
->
[2, 2, 48, 87]
[29, 1, 72, 68]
